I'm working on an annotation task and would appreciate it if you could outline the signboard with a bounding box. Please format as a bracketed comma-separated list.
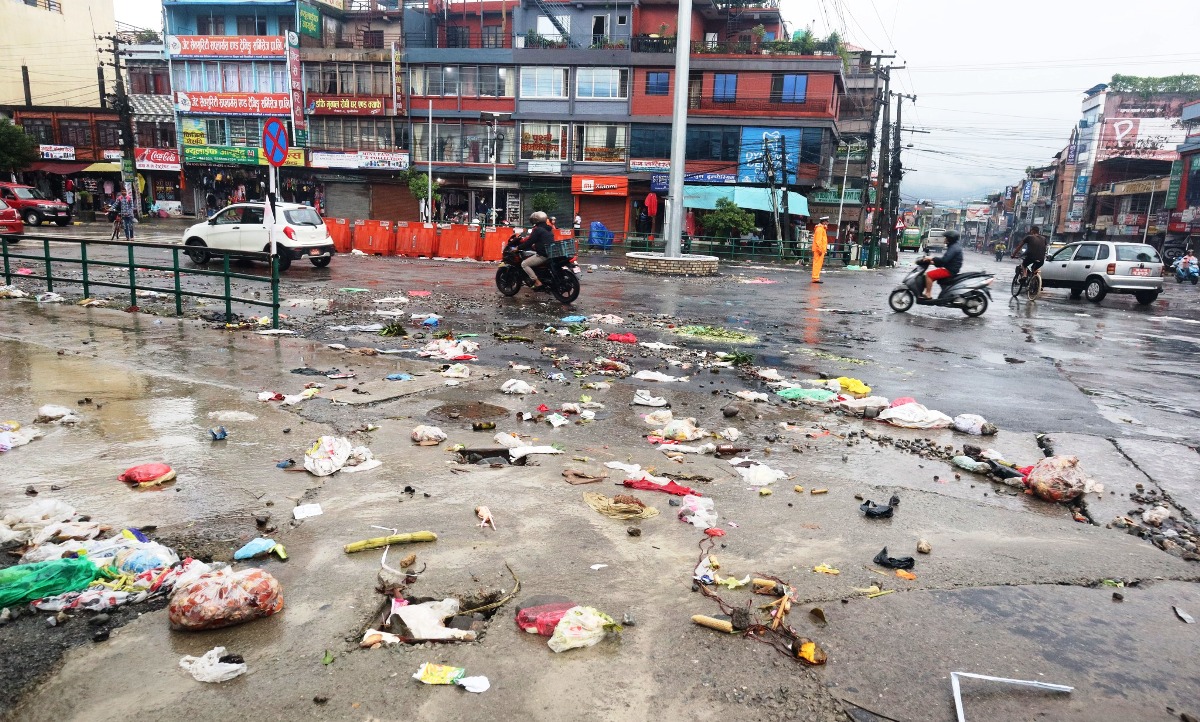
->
[1066, 131, 1078, 165]
[299, 2, 322, 39]
[285, 32, 306, 146]
[835, 141, 869, 162]
[135, 147, 181, 171]
[1004, 186, 1013, 201]
[571, 175, 627, 196]
[313, 0, 343, 9]
[1074, 174, 1089, 195]
[738, 127, 802, 185]
[526, 160, 561, 173]
[102, 149, 123, 161]
[965, 204, 991, 222]
[1164, 159, 1184, 208]
[180, 118, 206, 145]
[182, 145, 304, 167]
[650, 175, 668, 192]
[310, 150, 409, 170]
[650, 172, 736, 191]
[629, 158, 671, 172]
[308, 96, 385, 116]
[262, 118, 290, 168]
[1112, 177, 1169, 196]
[121, 158, 135, 185]
[176, 92, 291, 115]
[1064, 221, 1082, 233]
[506, 193, 522, 224]
[1068, 193, 1087, 221]
[39, 144, 74, 160]
[166, 35, 286, 59]
[1116, 213, 1146, 227]
[1097, 117, 1186, 162]
[1021, 180, 1032, 202]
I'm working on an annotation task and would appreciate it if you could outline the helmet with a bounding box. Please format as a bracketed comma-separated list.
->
[944, 229, 960, 244]
[529, 211, 548, 224]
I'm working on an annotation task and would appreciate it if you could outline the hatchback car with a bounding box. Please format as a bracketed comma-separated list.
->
[1040, 240, 1163, 305]
[182, 202, 334, 271]
[0, 198, 24, 240]
[923, 228, 949, 255]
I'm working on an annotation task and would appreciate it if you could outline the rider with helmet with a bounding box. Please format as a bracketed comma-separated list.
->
[521, 211, 555, 289]
[920, 229, 962, 299]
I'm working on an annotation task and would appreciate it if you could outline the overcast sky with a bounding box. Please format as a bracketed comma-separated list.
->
[117, 0, 1198, 205]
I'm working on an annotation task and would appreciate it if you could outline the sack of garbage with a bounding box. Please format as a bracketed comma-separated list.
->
[548, 606, 619, 653]
[877, 402, 953, 429]
[658, 418, 702, 441]
[501, 379, 536, 395]
[168, 567, 284, 631]
[952, 413, 998, 436]
[304, 436, 352, 476]
[678, 495, 717, 528]
[118, 463, 177, 488]
[0, 557, 100, 608]
[837, 396, 889, 418]
[411, 425, 447, 446]
[115, 541, 180, 574]
[179, 646, 248, 683]
[1023, 455, 1102, 502]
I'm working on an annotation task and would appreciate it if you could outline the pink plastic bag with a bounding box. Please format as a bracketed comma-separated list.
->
[890, 397, 916, 408]
[118, 463, 176, 488]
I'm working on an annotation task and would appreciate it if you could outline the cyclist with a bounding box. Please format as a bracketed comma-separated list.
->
[1011, 225, 1047, 279]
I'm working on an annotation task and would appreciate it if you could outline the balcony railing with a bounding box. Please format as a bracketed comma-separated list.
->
[405, 31, 514, 49]
[516, 31, 632, 50]
[632, 36, 841, 56]
[687, 97, 831, 114]
[810, 188, 863, 205]
[20, 0, 62, 12]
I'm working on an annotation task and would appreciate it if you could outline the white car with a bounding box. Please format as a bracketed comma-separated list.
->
[182, 202, 335, 271]
[1040, 240, 1164, 305]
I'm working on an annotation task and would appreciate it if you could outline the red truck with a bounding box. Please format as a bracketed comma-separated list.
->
[0, 182, 72, 227]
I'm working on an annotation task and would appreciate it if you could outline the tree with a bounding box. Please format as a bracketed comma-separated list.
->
[402, 169, 440, 204]
[1109, 74, 1200, 97]
[0, 119, 38, 176]
[134, 29, 162, 44]
[529, 189, 559, 217]
[701, 198, 755, 238]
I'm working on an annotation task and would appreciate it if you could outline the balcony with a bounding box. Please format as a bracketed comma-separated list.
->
[687, 97, 831, 115]
[810, 188, 863, 205]
[631, 36, 841, 57]
[19, 0, 62, 11]
[406, 30, 514, 49]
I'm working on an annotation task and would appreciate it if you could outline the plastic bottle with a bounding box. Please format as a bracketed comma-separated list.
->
[515, 595, 576, 636]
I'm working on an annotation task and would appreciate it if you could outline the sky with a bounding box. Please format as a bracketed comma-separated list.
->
[115, 0, 1199, 205]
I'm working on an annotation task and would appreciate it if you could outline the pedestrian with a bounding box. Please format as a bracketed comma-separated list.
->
[811, 216, 829, 283]
[573, 213, 582, 238]
[114, 189, 136, 241]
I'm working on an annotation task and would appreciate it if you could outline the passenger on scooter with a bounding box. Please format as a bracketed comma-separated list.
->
[920, 229, 962, 299]
[522, 211, 554, 288]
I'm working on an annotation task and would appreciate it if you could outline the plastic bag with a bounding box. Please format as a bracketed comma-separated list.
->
[606, 333, 637, 344]
[118, 463, 177, 487]
[168, 567, 284, 631]
[441, 363, 471, 379]
[1023, 455, 1101, 502]
[877, 402, 953, 429]
[394, 598, 477, 641]
[734, 390, 769, 402]
[0, 557, 100, 607]
[736, 463, 787, 486]
[658, 418, 703, 441]
[835, 377, 872, 398]
[952, 456, 991, 473]
[777, 388, 836, 403]
[35, 404, 78, 423]
[233, 537, 278, 560]
[0, 427, 42, 453]
[837, 396, 890, 418]
[873, 547, 915, 570]
[632, 390, 667, 407]
[678, 495, 718, 528]
[304, 436, 352, 476]
[633, 370, 687, 383]
[179, 646, 248, 683]
[952, 413, 998, 436]
[501, 379, 536, 395]
[0, 498, 78, 545]
[115, 541, 180, 574]
[411, 425, 447, 445]
[548, 606, 618, 653]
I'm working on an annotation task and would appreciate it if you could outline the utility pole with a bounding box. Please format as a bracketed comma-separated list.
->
[860, 56, 896, 263]
[97, 66, 107, 110]
[873, 83, 892, 269]
[762, 138, 781, 244]
[21, 66, 32, 107]
[889, 93, 916, 267]
[99, 33, 138, 204]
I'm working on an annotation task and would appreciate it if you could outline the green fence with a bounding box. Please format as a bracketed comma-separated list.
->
[606, 232, 875, 265]
[1, 235, 280, 327]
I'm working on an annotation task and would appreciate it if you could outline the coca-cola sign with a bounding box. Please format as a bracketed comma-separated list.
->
[135, 147, 181, 171]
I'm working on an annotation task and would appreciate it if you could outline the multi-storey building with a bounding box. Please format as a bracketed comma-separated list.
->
[1167, 100, 1200, 248]
[124, 43, 184, 214]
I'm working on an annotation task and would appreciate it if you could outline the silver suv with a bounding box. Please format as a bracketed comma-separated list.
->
[1040, 240, 1163, 305]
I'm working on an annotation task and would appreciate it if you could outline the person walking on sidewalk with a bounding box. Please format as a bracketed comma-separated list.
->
[811, 216, 829, 283]
[114, 190, 137, 241]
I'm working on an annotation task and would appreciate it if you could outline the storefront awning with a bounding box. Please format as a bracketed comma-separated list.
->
[82, 162, 123, 173]
[27, 161, 91, 175]
[683, 185, 809, 216]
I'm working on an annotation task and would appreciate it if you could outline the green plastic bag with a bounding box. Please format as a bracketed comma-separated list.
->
[777, 387, 836, 403]
[0, 557, 100, 607]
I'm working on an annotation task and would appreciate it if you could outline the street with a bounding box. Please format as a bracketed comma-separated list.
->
[2, 237, 1199, 721]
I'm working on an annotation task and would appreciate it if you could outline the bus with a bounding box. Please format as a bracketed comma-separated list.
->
[899, 227, 922, 252]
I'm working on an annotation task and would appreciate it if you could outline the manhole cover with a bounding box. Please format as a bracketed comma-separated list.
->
[427, 401, 510, 422]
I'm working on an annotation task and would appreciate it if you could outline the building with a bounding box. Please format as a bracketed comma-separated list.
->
[124, 43, 184, 215]
[1166, 100, 1200, 249]
[0, 0, 115, 108]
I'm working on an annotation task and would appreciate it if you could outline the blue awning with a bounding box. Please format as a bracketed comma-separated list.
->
[683, 185, 809, 216]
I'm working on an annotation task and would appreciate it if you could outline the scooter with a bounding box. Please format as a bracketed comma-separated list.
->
[495, 229, 581, 304]
[888, 258, 994, 317]
[1172, 258, 1199, 285]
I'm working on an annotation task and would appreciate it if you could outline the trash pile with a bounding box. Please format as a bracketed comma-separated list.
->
[304, 436, 381, 476]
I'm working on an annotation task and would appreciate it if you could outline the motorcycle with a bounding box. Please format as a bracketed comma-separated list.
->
[1172, 258, 1199, 285]
[495, 229, 581, 304]
[994, 247, 1005, 262]
[888, 258, 994, 317]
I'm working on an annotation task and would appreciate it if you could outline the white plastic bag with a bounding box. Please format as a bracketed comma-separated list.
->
[35, 405, 80, 425]
[737, 463, 788, 486]
[643, 410, 674, 426]
[658, 418, 703, 441]
[678, 495, 718, 528]
[501, 379, 535, 394]
[494, 432, 523, 449]
[442, 363, 471, 379]
[734, 390, 769, 403]
[718, 428, 741, 442]
[548, 606, 617, 653]
[877, 402, 953, 429]
[632, 389, 667, 407]
[411, 425, 447, 445]
[304, 436, 353, 476]
[394, 598, 477, 641]
[952, 413, 997, 435]
[179, 646, 248, 683]
[0, 499, 78, 545]
[633, 370, 688, 383]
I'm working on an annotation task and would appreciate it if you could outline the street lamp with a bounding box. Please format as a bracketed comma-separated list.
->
[481, 111, 511, 225]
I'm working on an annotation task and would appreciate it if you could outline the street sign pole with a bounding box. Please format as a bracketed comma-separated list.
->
[269, 164, 277, 259]
[261, 117, 289, 264]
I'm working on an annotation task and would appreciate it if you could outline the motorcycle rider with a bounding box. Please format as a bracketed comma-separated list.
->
[920, 229, 962, 299]
[521, 211, 554, 289]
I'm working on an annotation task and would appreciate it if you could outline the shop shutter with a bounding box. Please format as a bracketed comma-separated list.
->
[577, 196, 628, 236]
[371, 183, 420, 223]
[324, 182, 371, 222]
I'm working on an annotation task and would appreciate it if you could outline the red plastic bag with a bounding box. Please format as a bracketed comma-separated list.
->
[607, 333, 637, 344]
[118, 463, 176, 488]
[623, 478, 701, 496]
[890, 397, 916, 408]
[168, 567, 284, 631]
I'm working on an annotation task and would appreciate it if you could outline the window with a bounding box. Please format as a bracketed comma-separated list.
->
[446, 26, 470, 48]
[228, 118, 260, 147]
[278, 16, 294, 36]
[1187, 157, 1200, 207]
[574, 123, 627, 163]
[129, 67, 169, 95]
[1096, 244, 1110, 260]
[241, 206, 264, 224]
[771, 73, 808, 103]
[685, 126, 739, 161]
[591, 15, 608, 43]
[478, 67, 513, 97]
[204, 118, 226, 145]
[213, 207, 244, 225]
[96, 121, 122, 148]
[237, 16, 267, 36]
[645, 72, 669, 96]
[1073, 244, 1098, 262]
[482, 26, 504, 48]
[576, 68, 628, 99]
[520, 67, 568, 98]
[1116, 245, 1160, 263]
[59, 120, 92, 147]
[617, 14, 627, 25]
[410, 66, 513, 97]
[309, 118, 396, 150]
[196, 15, 224, 34]
[519, 122, 567, 161]
[136, 121, 174, 148]
[536, 14, 569, 39]
[362, 30, 383, 49]
[630, 125, 671, 159]
[223, 65, 240, 91]
[1050, 246, 1075, 262]
[20, 118, 53, 144]
[798, 127, 823, 165]
[713, 73, 737, 102]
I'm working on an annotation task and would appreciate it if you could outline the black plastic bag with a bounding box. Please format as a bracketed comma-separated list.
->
[860, 500, 894, 518]
[873, 546, 915, 570]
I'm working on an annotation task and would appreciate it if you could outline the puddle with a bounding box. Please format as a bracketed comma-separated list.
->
[427, 401, 511, 422]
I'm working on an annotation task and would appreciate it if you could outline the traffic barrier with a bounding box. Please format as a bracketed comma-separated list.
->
[479, 227, 508, 261]
[326, 218, 352, 253]
[395, 221, 436, 258]
[353, 220, 396, 256]
[435, 223, 482, 259]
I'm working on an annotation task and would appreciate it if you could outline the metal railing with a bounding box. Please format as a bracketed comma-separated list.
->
[632, 36, 841, 56]
[687, 97, 832, 114]
[1, 236, 280, 327]
[575, 230, 869, 265]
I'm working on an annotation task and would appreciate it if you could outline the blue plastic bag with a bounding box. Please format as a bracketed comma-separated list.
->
[234, 538, 277, 560]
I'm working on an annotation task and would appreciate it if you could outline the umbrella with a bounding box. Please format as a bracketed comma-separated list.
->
[645, 193, 658, 217]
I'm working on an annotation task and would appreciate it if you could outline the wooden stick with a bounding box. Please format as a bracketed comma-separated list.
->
[343, 531, 437, 554]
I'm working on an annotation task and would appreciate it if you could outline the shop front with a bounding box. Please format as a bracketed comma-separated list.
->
[181, 144, 314, 217]
[572, 174, 629, 236]
[135, 148, 184, 216]
[310, 150, 411, 222]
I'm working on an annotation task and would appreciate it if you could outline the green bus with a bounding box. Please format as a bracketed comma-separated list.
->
[899, 227, 922, 252]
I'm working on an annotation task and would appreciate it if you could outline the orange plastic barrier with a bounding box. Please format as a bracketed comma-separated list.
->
[435, 224, 482, 259]
[395, 221, 436, 258]
[479, 227, 508, 261]
[353, 220, 395, 256]
[325, 218, 352, 253]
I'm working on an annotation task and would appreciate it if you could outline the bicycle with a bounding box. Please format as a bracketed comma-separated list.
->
[1010, 262, 1042, 301]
